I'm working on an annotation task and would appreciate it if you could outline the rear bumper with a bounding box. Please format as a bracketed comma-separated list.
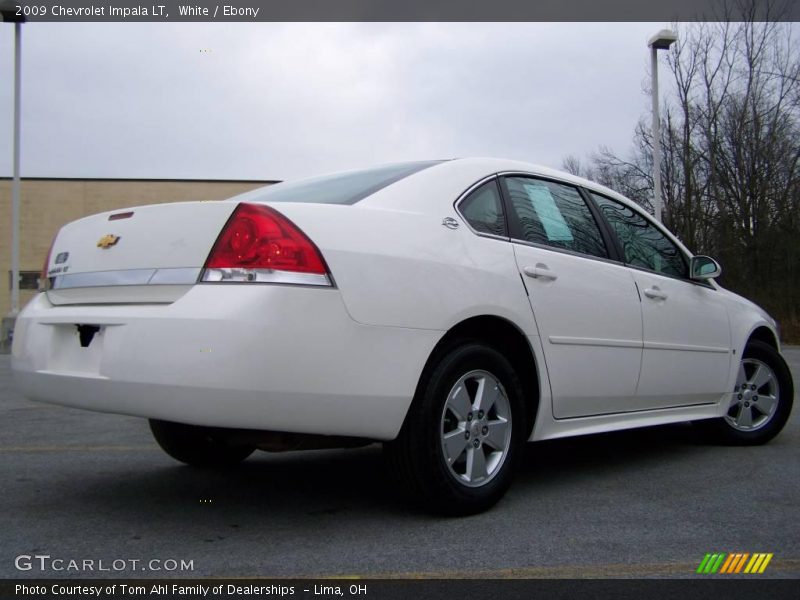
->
[11, 286, 441, 440]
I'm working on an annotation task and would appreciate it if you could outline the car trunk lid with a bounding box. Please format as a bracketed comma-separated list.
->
[44, 201, 237, 305]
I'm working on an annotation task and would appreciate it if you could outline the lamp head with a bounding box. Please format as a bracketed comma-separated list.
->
[648, 29, 677, 50]
[0, 0, 26, 23]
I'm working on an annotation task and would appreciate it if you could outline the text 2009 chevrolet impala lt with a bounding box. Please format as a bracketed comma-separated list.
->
[12, 158, 794, 514]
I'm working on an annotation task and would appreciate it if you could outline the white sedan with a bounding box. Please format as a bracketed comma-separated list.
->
[11, 158, 794, 514]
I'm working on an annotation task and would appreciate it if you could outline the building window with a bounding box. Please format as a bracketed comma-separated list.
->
[8, 271, 41, 290]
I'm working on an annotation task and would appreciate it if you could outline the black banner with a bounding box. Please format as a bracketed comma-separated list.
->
[3, 579, 800, 600]
[2, 0, 800, 22]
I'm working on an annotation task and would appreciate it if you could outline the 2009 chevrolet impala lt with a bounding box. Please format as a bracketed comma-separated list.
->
[12, 158, 794, 514]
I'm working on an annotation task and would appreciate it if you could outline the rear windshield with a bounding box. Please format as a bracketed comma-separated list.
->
[231, 160, 445, 206]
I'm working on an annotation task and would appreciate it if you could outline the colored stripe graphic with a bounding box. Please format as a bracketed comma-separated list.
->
[720, 553, 739, 574]
[696, 554, 712, 574]
[703, 553, 774, 574]
[719, 554, 735, 573]
[735, 553, 750, 573]
[745, 554, 761, 573]
[697, 553, 727, 573]
[697, 554, 711, 573]
[711, 553, 726, 573]
[758, 553, 773, 573]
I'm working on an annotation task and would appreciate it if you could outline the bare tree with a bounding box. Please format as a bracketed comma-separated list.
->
[565, 1, 800, 339]
[561, 154, 585, 177]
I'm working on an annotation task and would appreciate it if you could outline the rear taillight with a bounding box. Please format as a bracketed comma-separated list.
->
[38, 234, 57, 292]
[201, 203, 331, 286]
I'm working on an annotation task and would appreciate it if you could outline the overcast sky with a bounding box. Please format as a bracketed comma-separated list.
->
[0, 22, 668, 182]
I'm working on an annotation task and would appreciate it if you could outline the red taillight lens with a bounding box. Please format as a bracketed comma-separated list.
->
[203, 203, 329, 282]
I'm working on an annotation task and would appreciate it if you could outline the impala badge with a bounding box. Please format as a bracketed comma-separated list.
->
[442, 217, 460, 230]
[97, 234, 121, 249]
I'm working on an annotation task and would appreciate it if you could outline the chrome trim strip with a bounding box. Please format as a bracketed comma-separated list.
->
[549, 336, 729, 354]
[51, 268, 202, 290]
[549, 336, 642, 349]
[642, 341, 730, 354]
[51, 267, 332, 289]
[200, 268, 331, 287]
[148, 267, 203, 285]
[511, 238, 626, 269]
[495, 171, 708, 285]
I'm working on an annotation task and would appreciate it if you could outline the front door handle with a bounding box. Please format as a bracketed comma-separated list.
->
[643, 286, 668, 300]
[523, 264, 558, 281]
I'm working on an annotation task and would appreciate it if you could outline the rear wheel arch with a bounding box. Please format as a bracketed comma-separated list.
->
[415, 315, 540, 438]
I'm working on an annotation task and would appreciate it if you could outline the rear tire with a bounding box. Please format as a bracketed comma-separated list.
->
[385, 342, 527, 515]
[695, 340, 793, 445]
[149, 419, 255, 467]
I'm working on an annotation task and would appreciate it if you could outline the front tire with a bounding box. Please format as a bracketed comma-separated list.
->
[149, 419, 255, 467]
[385, 342, 527, 515]
[696, 340, 794, 445]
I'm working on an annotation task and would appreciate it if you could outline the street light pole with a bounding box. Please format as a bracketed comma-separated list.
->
[648, 29, 677, 223]
[10, 20, 21, 315]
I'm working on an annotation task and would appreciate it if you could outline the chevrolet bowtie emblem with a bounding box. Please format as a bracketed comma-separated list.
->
[97, 234, 121, 249]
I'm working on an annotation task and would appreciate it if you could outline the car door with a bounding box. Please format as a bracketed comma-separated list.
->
[499, 175, 644, 418]
[588, 192, 732, 408]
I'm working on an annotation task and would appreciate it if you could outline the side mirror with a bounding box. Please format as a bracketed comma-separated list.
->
[690, 255, 722, 280]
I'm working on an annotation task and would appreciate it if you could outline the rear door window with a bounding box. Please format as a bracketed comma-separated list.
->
[502, 176, 608, 259]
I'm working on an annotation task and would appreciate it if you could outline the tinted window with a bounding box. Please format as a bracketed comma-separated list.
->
[590, 192, 687, 277]
[504, 177, 608, 258]
[458, 179, 507, 237]
[230, 161, 444, 206]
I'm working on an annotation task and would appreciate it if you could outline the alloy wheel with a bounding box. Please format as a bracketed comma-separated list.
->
[725, 358, 780, 431]
[439, 370, 513, 487]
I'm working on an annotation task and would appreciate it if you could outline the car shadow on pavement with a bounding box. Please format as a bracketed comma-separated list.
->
[64, 422, 716, 520]
[519, 422, 702, 482]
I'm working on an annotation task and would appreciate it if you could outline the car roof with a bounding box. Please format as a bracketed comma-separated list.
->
[359, 157, 640, 214]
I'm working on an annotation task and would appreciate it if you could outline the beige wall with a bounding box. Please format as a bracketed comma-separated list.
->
[0, 179, 273, 315]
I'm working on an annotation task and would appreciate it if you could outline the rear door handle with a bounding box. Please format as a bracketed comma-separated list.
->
[643, 286, 668, 300]
[523, 264, 558, 281]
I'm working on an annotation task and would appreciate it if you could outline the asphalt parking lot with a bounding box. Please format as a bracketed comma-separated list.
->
[1, 349, 798, 579]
